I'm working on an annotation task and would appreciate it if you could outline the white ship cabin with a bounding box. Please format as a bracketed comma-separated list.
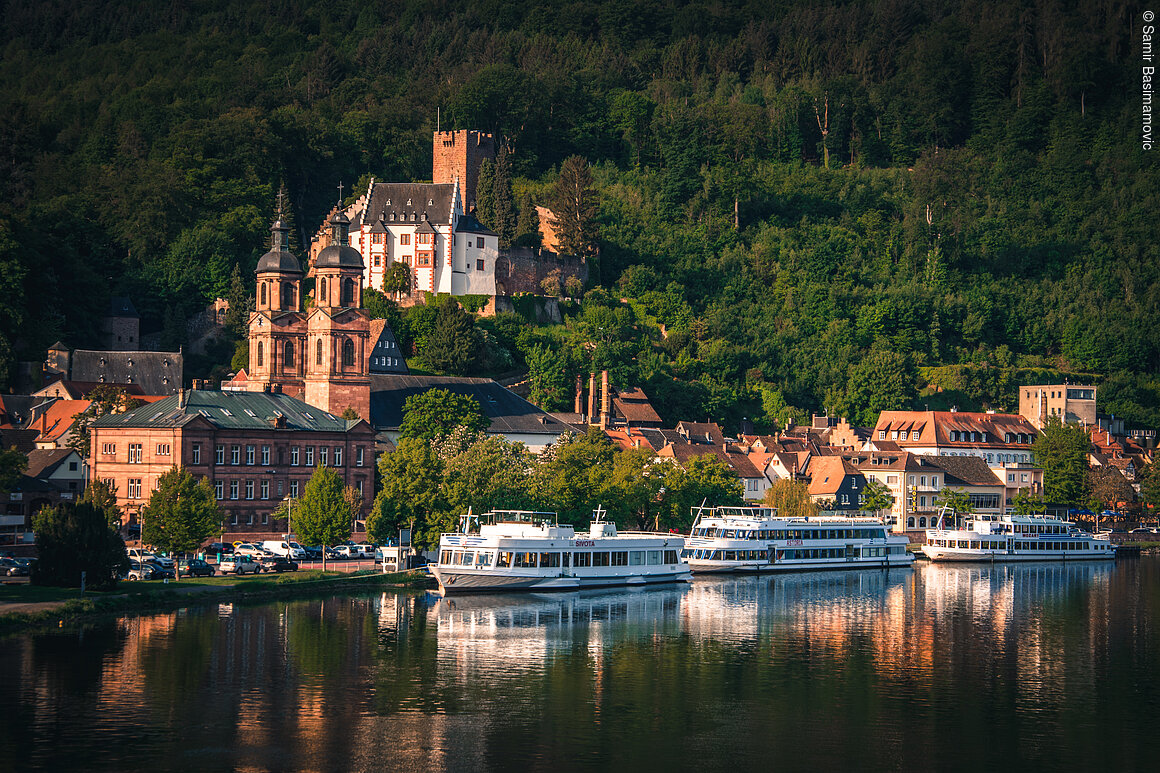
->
[690, 506, 891, 541]
[456, 510, 578, 539]
[933, 511, 1076, 536]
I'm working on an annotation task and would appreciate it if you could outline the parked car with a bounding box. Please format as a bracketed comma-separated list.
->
[218, 556, 262, 575]
[122, 560, 156, 581]
[300, 545, 324, 560]
[261, 540, 306, 559]
[234, 543, 272, 558]
[178, 558, 216, 578]
[127, 548, 175, 569]
[144, 559, 175, 580]
[205, 542, 234, 555]
[258, 555, 299, 573]
[0, 557, 29, 577]
[354, 543, 376, 559]
[331, 544, 359, 559]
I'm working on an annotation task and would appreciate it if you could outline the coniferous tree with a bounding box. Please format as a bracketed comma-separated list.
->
[33, 501, 128, 589]
[422, 298, 481, 375]
[492, 145, 516, 248]
[550, 155, 599, 258]
[475, 158, 496, 228]
[515, 191, 541, 248]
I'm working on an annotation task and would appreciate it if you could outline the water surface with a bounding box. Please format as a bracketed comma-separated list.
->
[2, 558, 1157, 772]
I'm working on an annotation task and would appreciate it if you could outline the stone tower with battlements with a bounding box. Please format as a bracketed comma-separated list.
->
[432, 129, 495, 211]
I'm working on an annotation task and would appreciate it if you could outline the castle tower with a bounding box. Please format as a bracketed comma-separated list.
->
[304, 210, 371, 420]
[432, 129, 495, 211]
[249, 217, 306, 392]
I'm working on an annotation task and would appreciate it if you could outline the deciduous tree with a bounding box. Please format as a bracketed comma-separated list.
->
[142, 468, 222, 577]
[295, 465, 355, 570]
[399, 388, 490, 441]
[371, 437, 445, 549]
[32, 500, 128, 589]
[1032, 417, 1090, 507]
[762, 478, 818, 520]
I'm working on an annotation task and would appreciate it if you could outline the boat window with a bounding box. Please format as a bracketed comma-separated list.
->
[647, 551, 661, 565]
[497, 551, 514, 567]
[664, 550, 678, 564]
[539, 552, 560, 567]
[514, 552, 538, 567]
[440, 550, 452, 564]
[629, 551, 644, 566]
[477, 552, 493, 567]
[611, 552, 629, 566]
[562, 553, 570, 567]
[574, 552, 592, 567]
[592, 552, 611, 566]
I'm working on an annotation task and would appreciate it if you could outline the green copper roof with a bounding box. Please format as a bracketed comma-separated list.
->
[91, 389, 361, 433]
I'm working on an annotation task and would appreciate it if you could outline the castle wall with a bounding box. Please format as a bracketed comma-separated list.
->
[494, 248, 588, 296]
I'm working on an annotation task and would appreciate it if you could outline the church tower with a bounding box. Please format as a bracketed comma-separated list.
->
[303, 210, 371, 420]
[249, 216, 306, 394]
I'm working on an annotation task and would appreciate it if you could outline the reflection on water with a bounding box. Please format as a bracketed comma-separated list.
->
[1, 560, 1157, 772]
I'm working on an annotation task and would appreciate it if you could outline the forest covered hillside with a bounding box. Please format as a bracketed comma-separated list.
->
[0, 0, 1156, 428]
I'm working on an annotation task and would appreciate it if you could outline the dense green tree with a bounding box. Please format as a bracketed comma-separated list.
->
[399, 388, 490, 441]
[295, 465, 355, 569]
[371, 437, 446, 550]
[81, 477, 123, 529]
[935, 488, 974, 528]
[0, 446, 27, 494]
[1012, 488, 1046, 516]
[515, 192, 541, 249]
[1141, 464, 1160, 522]
[861, 479, 894, 518]
[762, 478, 818, 520]
[32, 500, 128, 589]
[526, 344, 571, 411]
[658, 454, 745, 532]
[141, 468, 222, 575]
[421, 298, 481, 375]
[1032, 417, 1091, 507]
[550, 156, 600, 259]
[491, 145, 517, 248]
[839, 350, 919, 427]
[475, 158, 496, 228]
[538, 428, 616, 525]
[605, 446, 664, 530]
[442, 436, 536, 514]
[381, 264, 412, 297]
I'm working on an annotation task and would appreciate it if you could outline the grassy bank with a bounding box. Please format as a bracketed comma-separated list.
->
[0, 569, 435, 634]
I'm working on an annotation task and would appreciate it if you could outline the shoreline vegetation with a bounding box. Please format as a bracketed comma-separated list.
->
[0, 569, 436, 635]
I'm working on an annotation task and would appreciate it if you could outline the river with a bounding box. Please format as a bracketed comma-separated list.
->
[2, 558, 1158, 772]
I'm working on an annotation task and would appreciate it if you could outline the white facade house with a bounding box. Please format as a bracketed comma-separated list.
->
[346, 179, 498, 298]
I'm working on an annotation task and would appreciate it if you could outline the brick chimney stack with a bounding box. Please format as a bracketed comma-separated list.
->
[600, 370, 610, 429]
[574, 374, 583, 415]
[587, 373, 597, 424]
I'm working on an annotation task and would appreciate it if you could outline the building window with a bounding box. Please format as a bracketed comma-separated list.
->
[285, 341, 295, 368]
[305, 447, 314, 466]
[245, 480, 254, 500]
[248, 513, 254, 525]
[290, 480, 299, 497]
[291, 446, 300, 466]
[907, 517, 915, 528]
[257, 341, 263, 367]
[246, 445, 255, 465]
[101, 443, 116, 455]
[260, 480, 269, 500]
[262, 512, 269, 525]
[156, 444, 170, 456]
[418, 233, 432, 244]
[920, 496, 927, 508]
[319, 447, 329, 467]
[128, 444, 142, 464]
[356, 447, 364, 466]
[283, 283, 295, 308]
[373, 255, 381, 267]
[231, 446, 240, 465]
[877, 430, 885, 440]
[342, 338, 355, 366]
[342, 278, 355, 306]
[891, 430, 899, 440]
[932, 476, 939, 487]
[230, 480, 239, 500]
[261, 446, 270, 466]
[216, 445, 225, 464]
[316, 338, 323, 365]
[260, 283, 267, 305]
[334, 447, 343, 466]
[911, 431, 919, 440]
[419, 255, 431, 266]
[128, 479, 142, 499]
[399, 233, 410, 246]
[476, 237, 484, 248]
[372, 233, 383, 245]
[215, 480, 224, 500]
[192, 444, 201, 464]
[231, 512, 238, 526]
[356, 478, 364, 498]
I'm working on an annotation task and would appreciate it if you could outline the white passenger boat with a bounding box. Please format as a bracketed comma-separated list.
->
[681, 505, 913, 573]
[431, 509, 691, 595]
[922, 508, 1116, 562]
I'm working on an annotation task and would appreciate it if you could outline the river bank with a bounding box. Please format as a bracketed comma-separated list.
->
[0, 569, 436, 634]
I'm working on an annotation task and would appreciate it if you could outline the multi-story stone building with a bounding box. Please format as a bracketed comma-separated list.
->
[89, 387, 375, 539]
[1019, 383, 1097, 429]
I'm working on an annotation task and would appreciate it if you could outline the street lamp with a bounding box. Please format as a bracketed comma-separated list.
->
[283, 495, 297, 541]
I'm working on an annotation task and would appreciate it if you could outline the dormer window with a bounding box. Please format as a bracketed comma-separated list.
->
[385, 198, 391, 205]
[406, 198, 412, 205]
[428, 198, 433, 205]
[390, 213, 395, 221]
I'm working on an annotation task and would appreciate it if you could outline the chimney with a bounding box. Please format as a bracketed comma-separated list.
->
[178, 388, 187, 409]
[600, 370, 610, 430]
[587, 373, 597, 423]
[574, 374, 583, 415]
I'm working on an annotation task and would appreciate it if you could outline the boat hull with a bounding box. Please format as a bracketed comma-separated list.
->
[431, 565, 692, 595]
[921, 546, 1115, 562]
[688, 555, 914, 573]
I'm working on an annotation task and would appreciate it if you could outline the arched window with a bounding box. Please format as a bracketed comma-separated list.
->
[283, 282, 295, 309]
[907, 517, 915, 529]
[342, 338, 355, 367]
[341, 278, 354, 306]
[256, 341, 263, 367]
[919, 517, 927, 528]
[285, 341, 295, 368]
[260, 283, 267, 306]
[316, 338, 323, 365]
[319, 277, 327, 303]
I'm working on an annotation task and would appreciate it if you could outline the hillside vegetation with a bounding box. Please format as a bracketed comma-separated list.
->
[0, 0, 1156, 427]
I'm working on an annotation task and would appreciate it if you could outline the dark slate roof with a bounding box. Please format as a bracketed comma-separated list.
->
[256, 222, 303, 274]
[454, 212, 496, 236]
[0, 428, 37, 453]
[48, 341, 69, 352]
[91, 389, 368, 433]
[68, 350, 182, 395]
[363, 183, 455, 226]
[368, 320, 409, 375]
[25, 449, 76, 479]
[917, 455, 1003, 486]
[314, 242, 364, 269]
[0, 395, 38, 428]
[369, 375, 573, 436]
[108, 297, 139, 318]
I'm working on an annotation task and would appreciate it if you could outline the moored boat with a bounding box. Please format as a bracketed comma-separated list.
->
[431, 508, 690, 595]
[922, 508, 1115, 562]
[681, 505, 913, 573]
